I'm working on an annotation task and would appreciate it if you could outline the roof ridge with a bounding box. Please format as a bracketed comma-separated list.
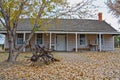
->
[18, 18, 101, 21]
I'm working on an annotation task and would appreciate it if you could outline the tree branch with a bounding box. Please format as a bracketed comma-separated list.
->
[0, 0, 10, 30]
[107, 0, 120, 17]
[13, 0, 28, 29]
[15, 1, 47, 59]
[0, 18, 6, 28]
[12, 0, 28, 51]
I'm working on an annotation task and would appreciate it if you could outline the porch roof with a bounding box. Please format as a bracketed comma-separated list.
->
[0, 19, 118, 34]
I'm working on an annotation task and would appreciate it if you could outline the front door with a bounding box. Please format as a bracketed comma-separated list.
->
[56, 35, 66, 51]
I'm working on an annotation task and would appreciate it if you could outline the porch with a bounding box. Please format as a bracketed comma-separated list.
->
[4, 32, 114, 52]
[5, 32, 114, 52]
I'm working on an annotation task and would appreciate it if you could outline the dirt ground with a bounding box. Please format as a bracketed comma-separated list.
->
[0, 51, 120, 80]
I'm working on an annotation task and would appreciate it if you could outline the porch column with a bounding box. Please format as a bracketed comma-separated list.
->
[99, 33, 102, 52]
[67, 33, 68, 51]
[49, 32, 52, 49]
[75, 33, 78, 52]
[23, 33, 26, 52]
[113, 36, 115, 50]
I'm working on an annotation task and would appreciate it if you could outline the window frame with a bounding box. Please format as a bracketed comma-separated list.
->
[17, 34, 23, 44]
[97, 34, 104, 45]
[80, 34, 86, 45]
[36, 33, 43, 44]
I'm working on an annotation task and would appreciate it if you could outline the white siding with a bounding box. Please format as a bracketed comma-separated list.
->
[25, 33, 35, 52]
[67, 34, 98, 51]
[68, 34, 75, 51]
[4, 33, 115, 52]
[44, 33, 50, 48]
[102, 34, 114, 51]
[87, 34, 97, 45]
[4, 34, 9, 49]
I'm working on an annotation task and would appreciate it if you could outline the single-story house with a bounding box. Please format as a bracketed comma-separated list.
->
[0, 13, 119, 52]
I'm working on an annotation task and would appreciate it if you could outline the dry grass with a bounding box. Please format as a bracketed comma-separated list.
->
[0, 51, 120, 80]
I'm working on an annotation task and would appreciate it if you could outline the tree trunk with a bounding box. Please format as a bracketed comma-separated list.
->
[14, 31, 34, 60]
[7, 31, 16, 63]
[7, 53, 16, 63]
[6, 28, 35, 62]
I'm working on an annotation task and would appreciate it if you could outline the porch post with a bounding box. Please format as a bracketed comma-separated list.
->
[49, 32, 52, 49]
[99, 33, 102, 52]
[75, 33, 78, 52]
[113, 36, 115, 50]
[23, 33, 26, 52]
[67, 33, 68, 51]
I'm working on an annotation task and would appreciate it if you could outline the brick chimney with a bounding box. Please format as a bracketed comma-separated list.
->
[98, 12, 102, 21]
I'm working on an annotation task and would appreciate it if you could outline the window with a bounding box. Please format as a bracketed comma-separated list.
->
[97, 34, 103, 45]
[37, 34, 42, 44]
[80, 34, 85, 45]
[17, 34, 23, 44]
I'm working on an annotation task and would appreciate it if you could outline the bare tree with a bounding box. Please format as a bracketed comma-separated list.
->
[107, 0, 120, 22]
[0, 0, 96, 63]
[58, 0, 97, 19]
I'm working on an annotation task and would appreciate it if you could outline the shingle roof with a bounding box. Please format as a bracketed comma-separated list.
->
[1, 19, 117, 32]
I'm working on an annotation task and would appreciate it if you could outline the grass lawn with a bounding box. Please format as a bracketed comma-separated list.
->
[0, 51, 120, 80]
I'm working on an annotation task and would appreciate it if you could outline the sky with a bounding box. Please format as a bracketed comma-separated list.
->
[68, 0, 120, 31]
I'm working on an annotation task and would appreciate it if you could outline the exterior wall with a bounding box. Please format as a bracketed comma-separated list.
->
[43, 33, 56, 50]
[102, 34, 114, 51]
[4, 34, 9, 49]
[25, 33, 51, 51]
[43, 33, 50, 48]
[67, 34, 98, 51]
[4, 33, 36, 52]
[87, 34, 98, 51]
[25, 33, 35, 52]
[86, 34, 114, 51]
[67, 34, 114, 51]
[67, 34, 89, 51]
[67, 34, 75, 51]
[87, 34, 97, 45]
[4, 33, 115, 52]
[51, 33, 56, 50]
